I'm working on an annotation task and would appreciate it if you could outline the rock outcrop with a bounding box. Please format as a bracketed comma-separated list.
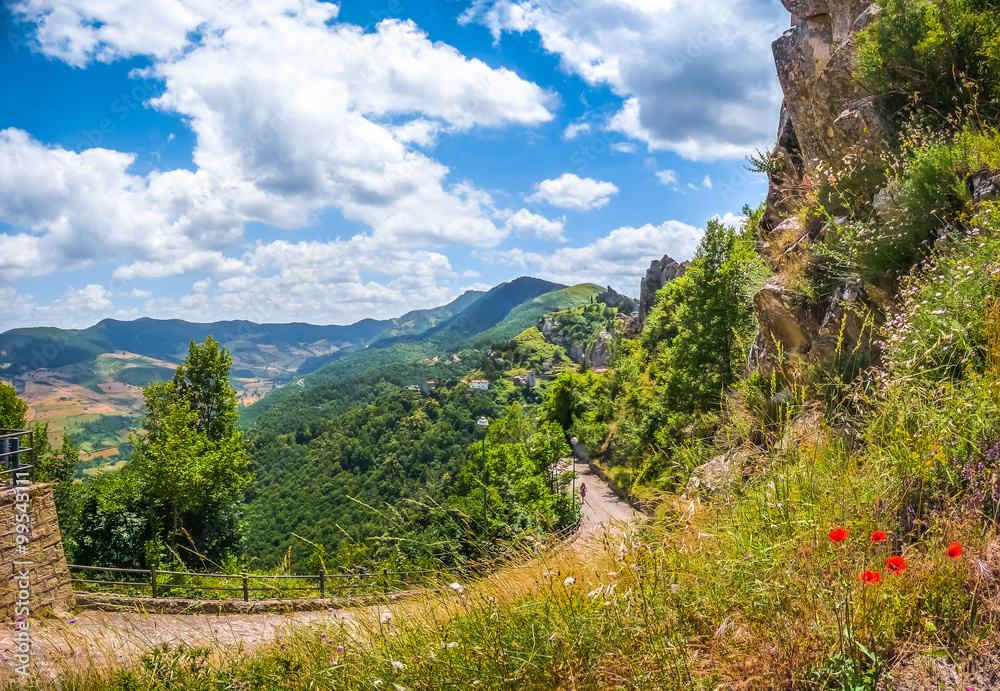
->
[598, 285, 638, 314]
[584, 330, 613, 370]
[762, 0, 887, 231]
[772, 0, 885, 171]
[637, 255, 689, 327]
[755, 0, 888, 376]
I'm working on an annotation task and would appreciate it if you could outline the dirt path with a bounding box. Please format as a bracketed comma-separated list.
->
[2, 458, 639, 682]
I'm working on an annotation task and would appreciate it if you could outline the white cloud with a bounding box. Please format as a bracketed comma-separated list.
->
[563, 122, 592, 140]
[702, 175, 713, 189]
[503, 209, 566, 241]
[10, 0, 224, 67]
[485, 219, 703, 292]
[131, 238, 469, 325]
[0, 128, 247, 280]
[525, 173, 619, 211]
[140, 14, 556, 248]
[462, 0, 785, 160]
[0, 284, 136, 330]
[714, 212, 746, 228]
[55, 284, 114, 312]
[655, 170, 678, 186]
[1, 4, 560, 290]
[611, 142, 637, 154]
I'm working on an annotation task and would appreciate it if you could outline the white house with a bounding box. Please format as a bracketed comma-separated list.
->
[470, 380, 489, 391]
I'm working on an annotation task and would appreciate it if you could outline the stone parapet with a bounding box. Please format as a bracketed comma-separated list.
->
[0, 483, 75, 619]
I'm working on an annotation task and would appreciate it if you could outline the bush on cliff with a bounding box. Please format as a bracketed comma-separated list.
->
[858, 0, 1000, 129]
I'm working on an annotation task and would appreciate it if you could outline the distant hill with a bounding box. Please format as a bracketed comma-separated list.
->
[241, 280, 603, 436]
[0, 289, 486, 437]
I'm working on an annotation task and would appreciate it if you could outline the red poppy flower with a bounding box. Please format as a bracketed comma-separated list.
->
[947, 542, 963, 559]
[829, 527, 850, 542]
[871, 531, 888, 543]
[886, 555, 907, 575]
[861, 571, 881, 584]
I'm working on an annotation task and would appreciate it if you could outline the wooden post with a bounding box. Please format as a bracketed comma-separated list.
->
[151, 567, 158, 598]
[242, 573, 249, 602]
[319, 569, 325, 598]
[383, 568, 388, 593]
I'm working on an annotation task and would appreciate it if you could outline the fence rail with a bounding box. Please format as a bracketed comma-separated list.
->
[68, 520, 584, 602]
[0, 429, 35, 484]
[67, 564, 436, 601]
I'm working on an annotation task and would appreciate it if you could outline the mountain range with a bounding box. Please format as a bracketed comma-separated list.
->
[0, 277, 601, 441]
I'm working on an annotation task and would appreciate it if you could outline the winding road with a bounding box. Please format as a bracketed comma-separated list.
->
[1, 455, 640, 681]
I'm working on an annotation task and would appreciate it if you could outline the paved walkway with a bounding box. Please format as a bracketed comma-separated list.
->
[0, 607, 353, 680]
[2, 455, 639, 682]
[570, 456, 642, 545]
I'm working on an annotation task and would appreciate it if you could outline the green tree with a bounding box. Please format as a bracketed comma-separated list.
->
[131, 337, 250, 562]
[34, 424, 78, 487]
[608, 215, 768, 476]
[0, 381, 27, 429]
[540, 370, 613, 455]
[654, 218, 764, 414]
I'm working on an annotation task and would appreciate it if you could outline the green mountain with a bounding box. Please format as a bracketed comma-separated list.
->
[0, 289, 486, 385]
[0, 289, 487, 440]
[240, 279, 607, 569]
[241, 279, 603, 436]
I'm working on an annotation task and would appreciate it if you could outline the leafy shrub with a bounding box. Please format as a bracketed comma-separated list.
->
[819, 127, 1000, 285]
[857, 0, 1000, 130]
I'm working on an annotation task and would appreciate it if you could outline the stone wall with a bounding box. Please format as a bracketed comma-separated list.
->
[0, 483, 75, 619]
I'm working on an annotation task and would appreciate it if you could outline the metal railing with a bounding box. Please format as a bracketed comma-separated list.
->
[67, 564, 441, 601]
[67, 521, 586, 602]
[0, 429, 35, 485]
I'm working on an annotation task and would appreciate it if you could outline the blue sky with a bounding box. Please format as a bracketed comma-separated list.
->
[0, 0, 787, 329]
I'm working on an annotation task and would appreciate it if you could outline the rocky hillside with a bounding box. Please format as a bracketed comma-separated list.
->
[754, 0, 885, 381]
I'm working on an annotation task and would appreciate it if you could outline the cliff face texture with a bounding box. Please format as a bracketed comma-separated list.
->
[0, 484, 75, 619]
[637, 255, 689, 327]
[763, 0, 886, 230]
[755, 0, 888, 377]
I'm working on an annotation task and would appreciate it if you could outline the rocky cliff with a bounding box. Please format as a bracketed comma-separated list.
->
[598, 286, 638, 315]
[755, 0, 888, 377]
[763, 0, 886, 232]
[637, 255, 689, 327]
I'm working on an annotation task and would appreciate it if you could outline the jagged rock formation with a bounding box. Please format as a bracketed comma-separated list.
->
[598, 286, 638, 314]
[637, 255, 689, 327]
[762, 0, 886, 231]
[755, 0, 889, 376]
[538, 316, 560, 344]
[585, 330, 613, 370]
